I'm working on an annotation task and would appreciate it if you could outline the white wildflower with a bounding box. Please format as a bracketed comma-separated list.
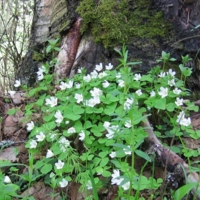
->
[14, 79, 21, 87]
[90, 70, 98, 79]
[150, 91, 156, 97]
[59, 82, 68, 90]
[45, 96, 58, 107]
[168, 79, 175, 86]
[95, 63, 103, 71]
[55, 160, 64, 170]
[158, 72, 166, 78]
[68, 127, 76, 134]
[105, 63, 113, 70]
[90, 87, 103, 98]
[134, 74, 142, 81]
[74, 93, 83, 103]
[116, 72, 121, 78]
[175, 97, 183, 106]
[111, 169, 123, 185]
[46, 149, 54, 158]
[27, 121, 34, 131]
[158, 87, 168, 98]
[30, 140, 37, 148]
[102, 80, 110, 88]
[36, 132, 45, 142]
[83, 74, 91, 82]
[65, 80, 73, 88]
[59, 178, 68, 188]
[75, 83, 81, 88]
[123, 145, 132, 155]
[122, 181, 130, 190]
[54, 110, 64, 124]
[98, 71, 107, 78]
[79, 130, 85, 141]
[86, 180, 92, 190]
[118, 80, 125, 87]
[173, 88, 181, 95]
[125, 120, 132, 128]
[136, 89, 142, 96]
[4, 176, 11, 183]
[124, 98, 134, 110]
[109, 151, 116, 158]
[168, 69, 176, 77]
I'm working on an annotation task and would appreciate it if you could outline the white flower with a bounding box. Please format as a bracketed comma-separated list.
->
[122, 181, 130, 190]
[98, 71, 107, 78]
[95, 63, 103, 71]
[125, 120, 132, 128]
[83, 74, 91, 82]
[175, 97, 183, 106]
[30, 140, 37, 148]
[14, 79, 21, 87]
[150, 91, 156, 97]
[37, 70, 44, 81]
[118, 80, 125, 87]
[124, 98, 134, 110]
[75, 83, 81, 88]
[55, 160, 64, 169]
[65, 80, 73, 88]
[105, 63, 113, 70]
[173, 88, 181, 95]
[111, 169, 123, 185]
[136, 89, 142, 96]
[176, 111, 191, 126]
[27, 121, 34, 131]
[109, 151, 116, 158]
[158, 72, 166, 78]
[86, 180, 92, 190]
[68, 127, 76, 134]
[36, 132, 45, 142]
[85, 98, 97, 107]
[78, 67, 84, 73]
[59, 82, 68, 90]
[104, 122, 119, 139]
[54, 110, 64, 124]
[74, 93, 83, 103]
[59, 178, 68, 188]
[103, 121, 110, 129]
[102, 80, 110, 88]
[158, 87, 168, 98]
[45, 97, 58, 107]
[4, 176, 11, 183]
[90, 87, 103, 98]
[116, 72, 121, 78]
[65, 121, 70, 125]
[59, 137, 70, 152]
[134, 74, 142, 81]
[50, 133, 56, 141]
[46, 149, 54, 158]
[168, 69, 176, 77]
[123, 145, 132, 155]
[79, 130, 85, 141]
[90, 70, 98, 79]
[168, 79, 175, 86]
[8, 91, 16, 97]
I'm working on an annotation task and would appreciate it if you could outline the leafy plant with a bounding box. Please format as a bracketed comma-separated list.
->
[2, 44, 200, 199]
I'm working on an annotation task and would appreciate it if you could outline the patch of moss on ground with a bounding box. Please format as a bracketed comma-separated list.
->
[76, 0, 172, 48]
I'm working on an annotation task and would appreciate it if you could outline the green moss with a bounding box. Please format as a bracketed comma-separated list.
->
[76, 0, 172, 48]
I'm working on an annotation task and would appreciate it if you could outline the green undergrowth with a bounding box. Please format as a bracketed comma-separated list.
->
[76, 0, 172, 48]
[1, 43, 200, 200]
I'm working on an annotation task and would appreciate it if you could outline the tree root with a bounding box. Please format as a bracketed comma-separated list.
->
[141, 119, 200, 199]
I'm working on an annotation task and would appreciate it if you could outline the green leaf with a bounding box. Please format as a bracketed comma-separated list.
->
[135, 150, 151, 162]
[100, 157, 109, 167]
[104, 102, 117, 115]
[154, 98, 166, 110]
[174, 182, 197, 200]
[85, 121, 92, 129]
[102, 170, 111, 177]
[7, 108, 17, 115]
[43, 112, 54, 122]
[167, 102, 175, 112]
[46, 45, 52, 54]
[73, 105, 84, 115]
[41, 163, 52, 174]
